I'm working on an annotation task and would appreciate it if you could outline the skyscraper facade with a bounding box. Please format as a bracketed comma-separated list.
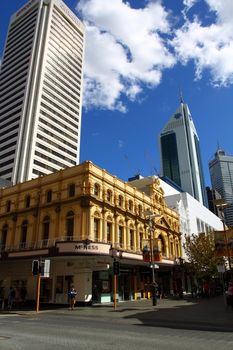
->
[0, 0, 85, 184]
[209, 149, 233, 227]
[159, 100, 208, 207]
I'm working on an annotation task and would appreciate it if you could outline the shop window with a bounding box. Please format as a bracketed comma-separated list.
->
[20, 220, 28, 248]
[25, 195, 31, 208]
[46, 190, 52, 203]
[1, 224, 8, 250]
[68, 183, 75, 197]
[55, 276, 64, 294]
[42, 216, 50, 243]
[66, 211, 74, 238]
[94, 218, 99, 241]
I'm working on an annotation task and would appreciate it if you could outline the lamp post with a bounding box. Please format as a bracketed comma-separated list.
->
[145, 211, 161, 306]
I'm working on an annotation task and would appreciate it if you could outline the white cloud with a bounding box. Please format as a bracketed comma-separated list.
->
[172, 0, 233, 86]
[76, 0, 175, 111]
[75, 0, 233, 111]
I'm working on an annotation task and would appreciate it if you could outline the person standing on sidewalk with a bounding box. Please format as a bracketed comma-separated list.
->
[226, 282, 233, 308]
[68, 286, 77, 310]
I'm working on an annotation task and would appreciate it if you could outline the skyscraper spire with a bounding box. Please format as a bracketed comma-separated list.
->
[179, 88, 184, 104]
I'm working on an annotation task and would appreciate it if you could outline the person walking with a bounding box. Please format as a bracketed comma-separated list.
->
[7, 287, 15, 310]
[68, 286, 77, 310]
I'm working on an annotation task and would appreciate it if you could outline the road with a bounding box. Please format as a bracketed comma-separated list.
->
[0, 310, 233, 350]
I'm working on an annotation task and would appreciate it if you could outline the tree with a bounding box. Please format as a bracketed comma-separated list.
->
[183, 233, 222, 280]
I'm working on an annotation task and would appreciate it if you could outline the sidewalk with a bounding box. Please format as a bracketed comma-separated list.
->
[1, 295, 233, 332]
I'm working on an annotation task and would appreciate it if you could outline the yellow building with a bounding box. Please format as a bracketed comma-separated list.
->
[0, 161, 181, 304]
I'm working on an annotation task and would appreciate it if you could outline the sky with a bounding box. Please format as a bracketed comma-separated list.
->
[0, 0, 233, 187]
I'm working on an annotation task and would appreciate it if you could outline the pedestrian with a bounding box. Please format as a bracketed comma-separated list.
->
[68, 286, 77, 310]
[7, 287, 15, 310]
[226, 282, 233, 308]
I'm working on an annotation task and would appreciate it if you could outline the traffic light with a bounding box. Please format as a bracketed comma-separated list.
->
[113, 261, 120, 275]
[32, 260, 40, 276]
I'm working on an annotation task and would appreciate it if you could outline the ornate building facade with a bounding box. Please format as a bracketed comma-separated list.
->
[0, 161, 181, 304]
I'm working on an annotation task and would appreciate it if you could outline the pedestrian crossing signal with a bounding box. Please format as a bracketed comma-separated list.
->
[113, 261, 120, 275]
[32, 260, 40, 276]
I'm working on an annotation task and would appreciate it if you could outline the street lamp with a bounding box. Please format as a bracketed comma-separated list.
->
[145, 211, 161, 306]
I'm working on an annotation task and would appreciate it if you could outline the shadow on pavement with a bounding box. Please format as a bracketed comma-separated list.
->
[123, 296, 233, 332]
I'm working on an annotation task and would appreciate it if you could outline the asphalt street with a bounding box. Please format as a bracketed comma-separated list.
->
[0, 296, 232, 350]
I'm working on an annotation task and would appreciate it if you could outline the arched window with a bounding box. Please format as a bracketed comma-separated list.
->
[176, 241, 180, 257]
[130, 229, 134, 249]
[46, 190, 52, 203]
[1, 224, 8, 250]
[21, 220, 28, 247]
[25, 195, 31, 208]
[170, 239, 174, 256]
[106, 221, 112, 242]
[6, 200, 11, 212]
[68, 184, 75, 197]
[128, 200, 133, 211]
[106, 190, 112, 202]
[118, 195, 123, 208]
[138, 205, 142, 216]
[94, 183, 100, 197]
[94, 218, 100, 241]
[158, 234, 166, 255]
[139, 231, 143, 250]
[42, 216, 50, 243]
[118, 225, 124, 246]
[66, 211, 74, 239]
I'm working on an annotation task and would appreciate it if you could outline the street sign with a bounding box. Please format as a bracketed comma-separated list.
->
[41, 259, 50, 278]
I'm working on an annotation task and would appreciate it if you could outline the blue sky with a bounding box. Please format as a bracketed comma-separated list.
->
[1, 0, 233, 187]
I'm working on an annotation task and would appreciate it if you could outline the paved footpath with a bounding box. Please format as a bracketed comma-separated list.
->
[1, 295, 233, 332]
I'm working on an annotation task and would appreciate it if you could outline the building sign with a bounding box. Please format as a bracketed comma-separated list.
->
[58, 0, 84, 30]
[56, 241, 111, 255]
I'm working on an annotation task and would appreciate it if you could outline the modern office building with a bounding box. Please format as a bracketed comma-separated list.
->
[0, 161, 181, 304]
[0, 0, 85, 185]
[209, 149, 233, 227]
[129, 175, 223, 261]
[159, 99, 208, 207]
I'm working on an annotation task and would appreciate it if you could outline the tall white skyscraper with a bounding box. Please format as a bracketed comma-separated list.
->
[209, 149, 233, 227]
[159, 99, 208, 207]
[0, 0, 85, 184]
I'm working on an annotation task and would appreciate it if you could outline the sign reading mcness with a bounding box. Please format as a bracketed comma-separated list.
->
[56, 242, 111, 255]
